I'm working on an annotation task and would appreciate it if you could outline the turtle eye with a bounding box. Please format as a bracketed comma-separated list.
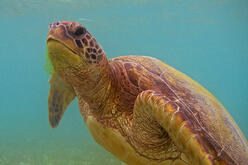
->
[74, 27, 86, 36]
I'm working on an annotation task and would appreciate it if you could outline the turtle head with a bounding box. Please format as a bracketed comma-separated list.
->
[46, 21, 107, 86]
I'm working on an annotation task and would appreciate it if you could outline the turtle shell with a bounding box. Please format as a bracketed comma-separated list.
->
[110, 55, 248, 164]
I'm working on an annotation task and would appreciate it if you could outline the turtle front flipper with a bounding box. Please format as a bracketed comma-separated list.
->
[131, 90, 217, 165]
[48, 73, 76, 128]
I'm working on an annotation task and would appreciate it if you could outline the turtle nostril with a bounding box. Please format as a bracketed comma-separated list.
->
[74, 27, 86, 36]
[50, 22, 60, 29]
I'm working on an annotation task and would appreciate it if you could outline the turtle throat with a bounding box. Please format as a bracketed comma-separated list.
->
[73, 56, 112, 111]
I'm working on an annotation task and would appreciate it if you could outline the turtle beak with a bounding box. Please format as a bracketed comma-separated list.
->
[47, 22, 64, 43]
[47, 21, 76, 38]
[46, 22, 78, 55]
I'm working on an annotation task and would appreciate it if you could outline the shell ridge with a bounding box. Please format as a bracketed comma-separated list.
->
[138, 62, 237, 163]
[111, 56, 237, 163]
[114, 57, 220, 148]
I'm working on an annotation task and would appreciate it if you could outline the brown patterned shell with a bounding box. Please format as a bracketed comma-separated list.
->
[110, 55, 248, 164]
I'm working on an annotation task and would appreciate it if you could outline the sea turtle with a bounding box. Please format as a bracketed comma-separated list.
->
[46, 21, 248, 165]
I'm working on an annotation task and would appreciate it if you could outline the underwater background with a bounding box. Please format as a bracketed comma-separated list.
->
[0, 0, 247, 164]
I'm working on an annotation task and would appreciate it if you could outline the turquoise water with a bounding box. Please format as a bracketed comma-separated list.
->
[0, 0, 248, 164]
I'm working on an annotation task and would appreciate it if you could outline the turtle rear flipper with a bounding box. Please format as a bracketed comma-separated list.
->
[131, 90, 222, 165]
[48, 73, 75, 128]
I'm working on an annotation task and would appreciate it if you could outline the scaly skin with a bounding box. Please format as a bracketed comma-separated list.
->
[46, 21, 248, 165]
